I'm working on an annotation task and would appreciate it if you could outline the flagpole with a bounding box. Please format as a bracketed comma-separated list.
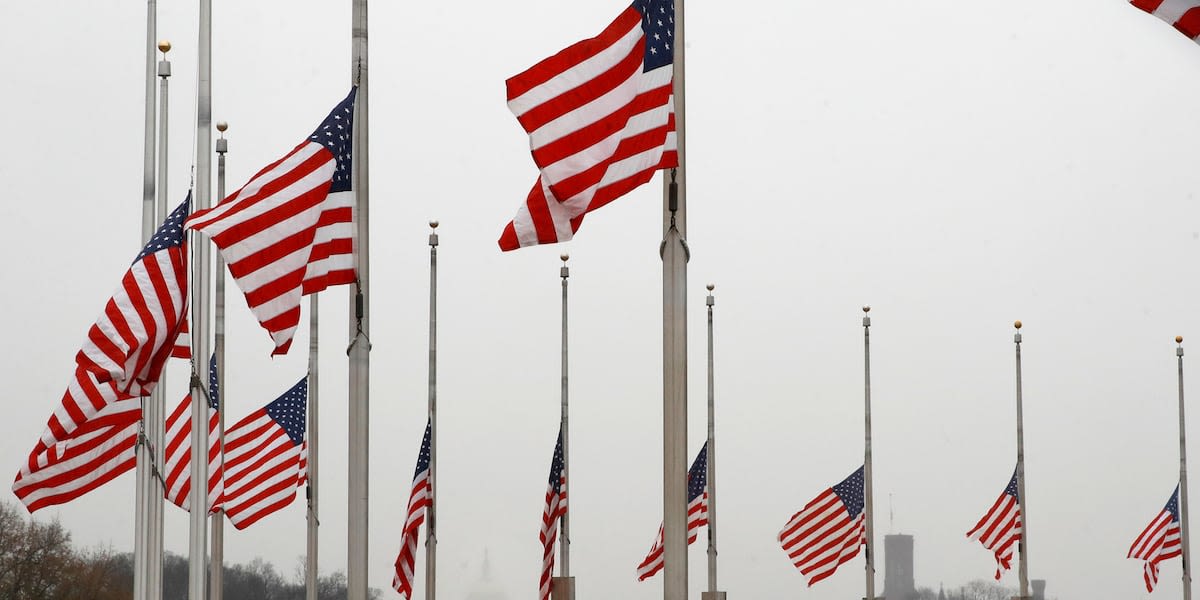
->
[702, 284, 725, 600]
[554, 254, 575, 600]
[187, 0, 213, 594]
[210, 121, 228, 600]
[1178, 335, 1192, 600]
[347, 0, 370, 594]
[1013, 321, 1029, 600]
[134, 0, 158, 595]
[661, 0, 688, 595]
[306, 295, 319, 600]
[863, 306, 876, 600]
[426, 221, 438, 600]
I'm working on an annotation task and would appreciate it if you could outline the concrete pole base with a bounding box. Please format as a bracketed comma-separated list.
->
[551, 576, 575, 600]
[701, 592, 726, 600]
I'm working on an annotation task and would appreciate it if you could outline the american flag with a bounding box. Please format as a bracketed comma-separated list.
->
[778, 466, 866, 587]
[221, 377, 308, 529]
[966, 468, 1022, 580]
[12, 199, 190, 512]
[538, 430, 568, 600]
[392, 420, 432, 599]
[637, 442, 707, 581]
[498, 0, 678, 251]
[1128, 485, 1183, 592]
[163, 356, 223, 513]
[187, 89, 356, 356]
[1132, 0, 1200, 41]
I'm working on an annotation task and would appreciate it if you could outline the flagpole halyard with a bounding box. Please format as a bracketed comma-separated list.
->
[1014, 321, 1030, 600]
[1179, 335, 1192, 600]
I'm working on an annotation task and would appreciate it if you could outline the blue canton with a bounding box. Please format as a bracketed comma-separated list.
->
[686, 442, 708, 502]
[266, 377, 308, 446]
[208, 353, 220, 410]
[834, 466, 866, 518]
[413, 419, 432, 480]
[1004, 469, 1020, 500]
[135, 195, 190, 264]
[633, 0, 674, 72]
[1166, 485, 1181, 522]
[547, 430, 565, 494]
[308, 88, 356, 194]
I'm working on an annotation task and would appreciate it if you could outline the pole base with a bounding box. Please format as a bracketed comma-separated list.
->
[551, 576, 575, 600]
[702, 592, 727, 600]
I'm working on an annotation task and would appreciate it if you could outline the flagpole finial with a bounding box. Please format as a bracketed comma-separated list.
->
[216, 121, 227, 133]
[1178, 336, 1185, 345]
[429, 220, 439, 229]
[158, 40, 171, 54]
[428, 221, 439, 247]
[561, 254, 569, 263]
[1014, 320, 1022, 330]
[863, 305, 870, 313]
[707, 283, 715, 292]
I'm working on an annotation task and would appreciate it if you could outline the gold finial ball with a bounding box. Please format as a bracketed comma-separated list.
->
[1178, 336, 1184, 344]
[862, 305, 871, 313]
[429, 220, 439, 229]
[216, 121, 228, 133]
[1014, 320, 1023, 330]
[560, 254, 569, 262]
[707, 283, 715, 292]
[158, 40, 171, 53]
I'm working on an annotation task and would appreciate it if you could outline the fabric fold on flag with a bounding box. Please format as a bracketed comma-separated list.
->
[538, 429, 568, 600]
[187, 89, 356, 355]
[498, 0, 678, 251]
[12, 198, 191, 512]
[778, 465, 866, 587]
[637, 442, 707, 581]
[220, 376, 308, 529]
[393, 420, 432, 600]
[1128, 484, 1183, 592]
[163, 355, 223, 513]
[1131, 0, 1200, 41]
[965, 467, 1023, 581]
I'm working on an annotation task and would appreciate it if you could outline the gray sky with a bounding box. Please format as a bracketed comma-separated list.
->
[2, 0, 1200, 598]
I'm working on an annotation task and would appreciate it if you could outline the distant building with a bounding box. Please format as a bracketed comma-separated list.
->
[1031, 579, 1046, 600]
[883, 534, 915, 600]
[465, 550, 510, 600]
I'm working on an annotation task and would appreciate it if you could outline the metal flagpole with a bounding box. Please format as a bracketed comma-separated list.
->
[553, 255, 575, 600]
[306, 295, 319, 600]
[862, 306, 876, 600]
[661, 0, 688, 595]
[188, 0, 214, 594]
[347, 0, 370, 594]
[1013, 321, 1030, 600]
[1179, 335, 1193, 600]
[426, 221, 439, 600]
[134, 1, 158, 596]
[211, 121, 228, 600]
[702, 285, 725, 600]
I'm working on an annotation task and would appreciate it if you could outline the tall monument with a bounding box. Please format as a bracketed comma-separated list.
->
[882, 534, 915, 600]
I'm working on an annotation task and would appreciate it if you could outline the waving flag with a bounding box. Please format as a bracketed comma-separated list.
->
[498, 0, 678, 251]
[966, 468, 1023, 580]
[221, 377, 308, 529]
[637, 442, 707, 581]
[1131, 0, 1200, 41]
[163, 356, 223, 512]
[392, 420, 432, 599]
[13, 199, 190, 512]
[538, 430, 568, 600]
[1129, 485, 1183, 592]
[778, 466, 866, 587]
[187, 89, 356, 355]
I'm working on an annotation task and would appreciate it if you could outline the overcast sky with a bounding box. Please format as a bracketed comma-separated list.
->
[3, 0, 1200, 599]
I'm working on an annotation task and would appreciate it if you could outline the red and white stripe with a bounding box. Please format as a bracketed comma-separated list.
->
[635, 490, 707, 580]
[1132, 0, 1200, 41]
[538, 476, 567, 600]
[392, 423, 432, 599]
[498, 4, 677, 251]
[221, 410, 306, 529]
[162, 392, 223, 513]
[966, 483, 1022, 580]
[778, 488, 865, 586]
[1128, 491, 1182, 592]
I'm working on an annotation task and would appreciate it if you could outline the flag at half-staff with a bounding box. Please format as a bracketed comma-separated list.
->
[778, 466, 866, 587]
[1129, 485, 1183, 592]
[1130, 0, 1200, 41]
[637, 442, 707, 581]
[497, 0, 677, 250]
[392, 420, 432, 600]
[538, 429, 568, 600]
[221, 377, 309, 529]
[12, 198, 191, 512]
[965, 468, 1022, 580]
[163, 355, 223, 512]
[186, 89, 357, 355]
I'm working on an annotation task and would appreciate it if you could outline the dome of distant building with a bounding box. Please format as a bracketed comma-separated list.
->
[465, 550, 510, 600]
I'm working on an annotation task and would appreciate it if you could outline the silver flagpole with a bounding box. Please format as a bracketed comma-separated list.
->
[1179, 335, 1193, 600]
[347, 0, 370, 594]
[188, 0, 213, 594]
[862, 306, 875, 600]
[306, 295, 319, 600]
[661, 0, 688, 595]
[1013, 321, 1029, 600]
[426, 221, 439, 600]
[211, 121, 228, 600]
[134, 0, 158, 596]
[702, 284, 724, 600]
[149, 41, 172, 600]
[553, 255, 575, 600]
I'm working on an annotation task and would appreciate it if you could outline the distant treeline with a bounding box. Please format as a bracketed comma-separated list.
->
[0, 499, 381, 600]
